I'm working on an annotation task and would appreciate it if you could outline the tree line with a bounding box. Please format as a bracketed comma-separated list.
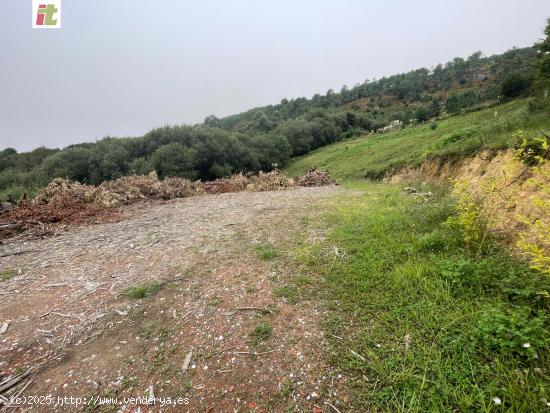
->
[0, 38, 545, 201]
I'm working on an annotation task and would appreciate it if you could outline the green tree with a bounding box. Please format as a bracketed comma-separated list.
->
[128, 157, 151, 175]
[538, 18, 550, 76]
[150, 143, 198, 179]
[532, 18, 550, 108]
[0, 148, 18, 172]
[500, 73, 531, 98]
[414, 106, 430, 122]
[41, 146, 99, 183]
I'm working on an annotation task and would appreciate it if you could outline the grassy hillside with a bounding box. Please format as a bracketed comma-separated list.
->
[282, 96, 550, 410]
[289, 183, 550, 411]
[285, 99, 550, 180]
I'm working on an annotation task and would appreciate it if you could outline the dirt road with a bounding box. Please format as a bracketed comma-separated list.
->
[0, 187, 346, 412]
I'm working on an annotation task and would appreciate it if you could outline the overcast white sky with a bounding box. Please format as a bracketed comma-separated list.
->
[1, 0, 549, 152]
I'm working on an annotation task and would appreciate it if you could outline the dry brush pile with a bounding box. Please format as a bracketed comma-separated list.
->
[0, 169, 333, 237]
[297, 169, 334, 187]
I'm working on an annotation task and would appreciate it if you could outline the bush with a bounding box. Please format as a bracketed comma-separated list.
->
[500, 267, 550, 307]
[514, 131, 550, 166]
[437, 257, 497, 288]
[447, 180, 487, 251]
[417, 227, 461, 253]
[501, 73, 532, 98]
[0, 185, 32, 203]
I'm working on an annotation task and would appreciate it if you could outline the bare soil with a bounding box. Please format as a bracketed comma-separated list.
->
[0, 186, 348, 412]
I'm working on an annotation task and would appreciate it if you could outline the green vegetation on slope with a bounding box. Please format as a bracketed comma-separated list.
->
[293, 183, 549, 411]
[285, 99, 550, 180]
[215, 47, 536, 133]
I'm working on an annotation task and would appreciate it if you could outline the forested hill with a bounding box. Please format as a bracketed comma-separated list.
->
[0, 46, 539, 201]
[211, 47, 536, 134]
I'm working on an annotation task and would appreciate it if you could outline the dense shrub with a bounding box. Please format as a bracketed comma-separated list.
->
[501, 73, 532, 98]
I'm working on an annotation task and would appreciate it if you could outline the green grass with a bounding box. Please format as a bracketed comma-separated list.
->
[255, 244, 279, 260]
[273, 284, 300, 304]
[280, 377, 294, 398]
[250, 321, 273, 346]
[285, 100, 550, 180]
[124, 282, 163, 299]
[283, 98, 550, 410]
[297, 182, 550, 412]
[0, 269, 15, 282]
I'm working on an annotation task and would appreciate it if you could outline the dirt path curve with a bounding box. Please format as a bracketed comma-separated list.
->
[0, 186, 344, 412]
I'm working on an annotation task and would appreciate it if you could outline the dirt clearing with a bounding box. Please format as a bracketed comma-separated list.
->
[0, 186, 345, 412]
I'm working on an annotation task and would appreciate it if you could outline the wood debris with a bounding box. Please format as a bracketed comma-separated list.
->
[0, 321, 9, 335]
[350, 349, 366, 362]
[1, 170, 333, 239]
[236, 306, 273, 314]
[181, 351, 193, 373]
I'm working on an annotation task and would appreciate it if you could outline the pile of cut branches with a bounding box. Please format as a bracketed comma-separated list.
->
[0, 169, 333, 238]
[297, 169, 334, 187]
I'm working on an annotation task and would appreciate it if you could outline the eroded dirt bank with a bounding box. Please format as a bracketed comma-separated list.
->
[385, 149, 549, 244]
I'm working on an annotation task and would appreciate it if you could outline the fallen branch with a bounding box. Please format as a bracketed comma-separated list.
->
[325, 332, 343, 340]
[0, 223, 21, 231]
[43, 283, 70, 288]
[51, 312, 83, 321]
[236, 307, 273, 314]
[0, 249, 36, 258]
[114, 309, 128, 316]
[327, 402, 343, 413]
[0, 367, 33, 394]
[210, 346, 237, 357]
[5, 373, 37, 407]
[40, 287, 105, 318]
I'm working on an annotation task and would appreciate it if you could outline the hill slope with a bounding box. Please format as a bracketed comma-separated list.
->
[285, 99, 550, 180]
[0, 47, 538, 201]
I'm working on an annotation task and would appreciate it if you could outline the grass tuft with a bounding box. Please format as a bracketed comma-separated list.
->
[273, 284, 300, 304]
[255, 244, 279, 260]
[0, 269, 15, 282]
[124, 282, 163, 299]
[250, 321, 273, 346]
